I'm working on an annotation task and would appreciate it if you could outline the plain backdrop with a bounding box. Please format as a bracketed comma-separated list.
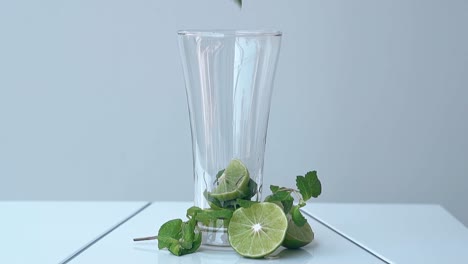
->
[1, 0, 467, 226]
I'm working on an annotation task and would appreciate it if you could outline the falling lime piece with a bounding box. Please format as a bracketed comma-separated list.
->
[228, 202, 288, 258]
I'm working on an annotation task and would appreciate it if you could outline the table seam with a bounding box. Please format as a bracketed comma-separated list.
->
[300, 208, 392, 264]
[59, 202, 152, 264]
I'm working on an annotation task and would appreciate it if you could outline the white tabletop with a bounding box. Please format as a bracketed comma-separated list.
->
[70, 202, 385, 263]
[302, 203, 468, 264]
[0, 201, 149, 264]
[4, 202, 465, 263]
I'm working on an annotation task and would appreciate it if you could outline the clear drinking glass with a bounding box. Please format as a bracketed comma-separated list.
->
[178, 30, 282, 246]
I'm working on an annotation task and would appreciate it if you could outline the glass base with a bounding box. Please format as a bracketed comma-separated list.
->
[199, 221, 230, 247]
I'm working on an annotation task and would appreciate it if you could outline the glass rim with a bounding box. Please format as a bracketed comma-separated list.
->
[177, 29, 282, 37]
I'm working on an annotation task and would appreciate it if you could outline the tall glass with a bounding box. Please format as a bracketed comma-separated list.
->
[178, 30, 282, 246]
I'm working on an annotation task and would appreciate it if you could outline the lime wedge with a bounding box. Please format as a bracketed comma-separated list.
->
[228, 202, 288, 258]
[210, 159, 250, 202]
[282, 216, 314, 249]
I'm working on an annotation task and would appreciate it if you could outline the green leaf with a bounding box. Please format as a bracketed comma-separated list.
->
[270, 185, 280, 193]
[221, 199, 241, 209]
[296, 171, 321, 201]
[244, 179, 258, 199]
[281, 195, 294, 214]
[181, 230, 201, 255]
[181, 217, 202, 254]
[215, 169, 225, 181]
[157, 219, 182, 249]
[236, 199, 258, 208]
[180, 221, 194, 249]
[266, 185, 295, 214]
[157, 236, 179, 246]
[291, 206, 307, 227]
[186, 206, 202, 218]
[268, 190, 292, 201]
[169, 243, 183, 256]
[156, 217, 201, 256]
[194, 209, 233, 223]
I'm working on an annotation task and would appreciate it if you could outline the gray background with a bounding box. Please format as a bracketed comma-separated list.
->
[1, 0, 467, 226]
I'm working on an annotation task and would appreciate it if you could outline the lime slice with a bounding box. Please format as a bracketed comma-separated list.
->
[210, 159, 250, 202]
[228, 202, 288, 258]
[282, 216, 314, 249]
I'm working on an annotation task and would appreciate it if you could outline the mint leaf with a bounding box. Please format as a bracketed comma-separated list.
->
[245, 179, 258, 199]
[296, 171, 321, 201]
[180, 220, 195, 249]
[186, 206, 202, 218]
[215, 169, 225, 181]
[267, 190, 291, 201]
[169, 243, 183, 256]
[266, 185, 296, 214]
[291, 205, 307, 226]
[157, 219, 182, 249]
[181, 229, 201, 255]
[222, 199, 242, 209]
[234, 0, 242, 8]
[157, 236, 179, 246]
[194, 209, 233, 223]
[270, 185, 280, 193]
[281, 195, 294, 214]
[237, 199, 258, 208]
[156, 217, 201, 256]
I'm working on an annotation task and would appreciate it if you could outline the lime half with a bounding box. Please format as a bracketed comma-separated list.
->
[210, 159, 250, 202]
[282, 216, 314, 249]
[228, 202, 288, 258]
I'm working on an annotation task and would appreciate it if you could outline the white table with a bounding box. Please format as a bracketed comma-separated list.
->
[302, 203, 468, 264]
[3, 202, 467, 263]
[0, 201, 149, 264]
[70, 202, 385, 263]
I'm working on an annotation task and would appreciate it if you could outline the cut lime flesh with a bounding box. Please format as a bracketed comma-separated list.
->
[210, 159, 250, 202]
[228, 202, 288, 258]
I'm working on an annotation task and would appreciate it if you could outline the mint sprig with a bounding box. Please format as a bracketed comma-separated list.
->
[141, 206, 234, 256]
[297, 171, 322, 200]
[155, 214, 201, 256]
[291, 205, 308, 226]
[265, 171, 321, 226]
[134, 169, 322, 257]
